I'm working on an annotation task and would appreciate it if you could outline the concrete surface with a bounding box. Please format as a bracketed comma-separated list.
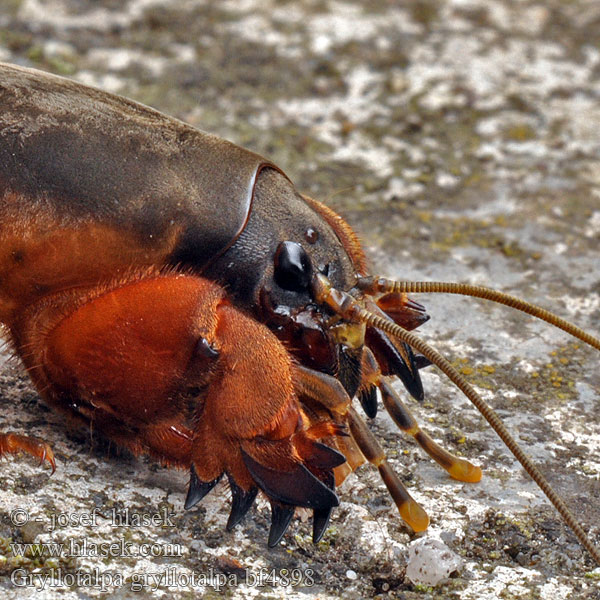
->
[0, 0, 599, 598]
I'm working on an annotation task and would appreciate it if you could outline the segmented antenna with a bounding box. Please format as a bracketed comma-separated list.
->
[358, 278, 600, 352]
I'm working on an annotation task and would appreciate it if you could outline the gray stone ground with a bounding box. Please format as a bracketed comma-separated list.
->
[1, 0, 600, 598]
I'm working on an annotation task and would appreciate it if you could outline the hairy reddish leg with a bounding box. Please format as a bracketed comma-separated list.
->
[187, 302, 344, 544]
[8, 270, 343, 544]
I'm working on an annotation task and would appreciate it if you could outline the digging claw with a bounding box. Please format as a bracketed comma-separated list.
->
[184, 464, 220, 510]
[413, 354, 432, 370]
[303, 441, 346, 470]
[312, 507, 332, 543]
[241, 447, 339, 510]
[226, 477, 258, 531]
[268, 502, 295, 547]
[366, 329, 425, 401]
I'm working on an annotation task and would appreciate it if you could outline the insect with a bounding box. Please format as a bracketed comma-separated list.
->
[0, 61, 598, 561]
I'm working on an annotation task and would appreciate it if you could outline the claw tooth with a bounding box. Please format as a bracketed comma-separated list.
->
[358, 384, 378, 418]
[312, 507, 332, 543]
[368, 329, 425, 401]
[313, 471, 336, 543]
[226, 476, 258, 531]
[184, 464, 220, 510]
[404, 342, 425, 401]
[306, 442, 347, 469]
[268, 503, 295, 547]
[241, 447, 339, 510]
[414, 354, 432, 370]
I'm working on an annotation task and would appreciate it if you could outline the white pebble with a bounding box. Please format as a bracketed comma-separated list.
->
[405, 538, 463, 586]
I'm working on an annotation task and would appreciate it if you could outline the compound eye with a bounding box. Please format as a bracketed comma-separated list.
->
[273, 241, 312, 293]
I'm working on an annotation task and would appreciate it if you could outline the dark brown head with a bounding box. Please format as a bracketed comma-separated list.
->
[203, 167, 366, 394]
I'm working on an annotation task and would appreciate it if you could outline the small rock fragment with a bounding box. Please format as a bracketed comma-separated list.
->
[405, 538, 463, 586]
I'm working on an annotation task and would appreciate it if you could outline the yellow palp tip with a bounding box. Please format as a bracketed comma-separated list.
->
[448, 460, 482, 483]
[399, 500, 430, 532]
